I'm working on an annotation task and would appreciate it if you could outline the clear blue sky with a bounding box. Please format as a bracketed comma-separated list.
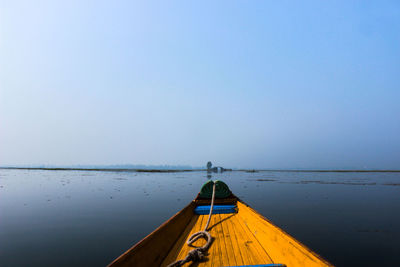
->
[1, 1, 399, 169]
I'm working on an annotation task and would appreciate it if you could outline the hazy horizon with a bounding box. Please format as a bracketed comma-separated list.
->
[1, 164, 400, 171]
[1, 1, 399, 169]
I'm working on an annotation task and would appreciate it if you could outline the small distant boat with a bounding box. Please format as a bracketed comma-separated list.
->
[109, 180, 333, 267]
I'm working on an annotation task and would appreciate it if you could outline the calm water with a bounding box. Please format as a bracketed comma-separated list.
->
[1, 169, 400, 266]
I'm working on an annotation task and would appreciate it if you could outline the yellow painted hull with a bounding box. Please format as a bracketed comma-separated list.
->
[109, 195, 333, 267]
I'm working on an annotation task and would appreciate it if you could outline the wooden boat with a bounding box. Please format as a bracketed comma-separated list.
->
[109, 180, 333, 267]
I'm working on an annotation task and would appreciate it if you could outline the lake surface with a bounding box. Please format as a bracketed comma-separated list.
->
[1, 169, 400, 266]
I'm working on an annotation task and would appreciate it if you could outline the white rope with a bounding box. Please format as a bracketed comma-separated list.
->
[167, 182, 216, 267]
[203, 181, 216, 231]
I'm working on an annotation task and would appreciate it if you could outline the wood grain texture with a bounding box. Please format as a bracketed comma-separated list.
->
[110, 196, 334, 267]
[108, 202, 195, 267]
[161, 212, 274, 266]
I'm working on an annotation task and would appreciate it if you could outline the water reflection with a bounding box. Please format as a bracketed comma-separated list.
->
[0, 169, 399, 267]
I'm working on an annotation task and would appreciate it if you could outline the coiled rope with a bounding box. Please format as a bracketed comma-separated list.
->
[167, 181, 216, 267]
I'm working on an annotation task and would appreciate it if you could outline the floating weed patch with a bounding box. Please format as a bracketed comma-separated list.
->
[296, 180, 377, 186]
[247, 178, 277, 182]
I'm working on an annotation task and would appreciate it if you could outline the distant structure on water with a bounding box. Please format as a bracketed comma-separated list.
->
[206, 161, 232, 173]
[207, 161, 212, 170]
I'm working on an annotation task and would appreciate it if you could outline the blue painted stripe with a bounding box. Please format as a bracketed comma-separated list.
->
[194, 205, 237, 215]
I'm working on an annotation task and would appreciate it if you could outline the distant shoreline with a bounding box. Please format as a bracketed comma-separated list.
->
[238, 169, 400, 173]
[0, 167, 199, 173]
[0, 167, 399, 173]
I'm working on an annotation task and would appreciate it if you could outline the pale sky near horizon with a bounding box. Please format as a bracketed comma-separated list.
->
[1, 1, 399, 169]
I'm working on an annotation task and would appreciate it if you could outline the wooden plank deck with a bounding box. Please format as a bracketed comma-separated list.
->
[161, 212, 274, 267]
[109, 199, 333, 267]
